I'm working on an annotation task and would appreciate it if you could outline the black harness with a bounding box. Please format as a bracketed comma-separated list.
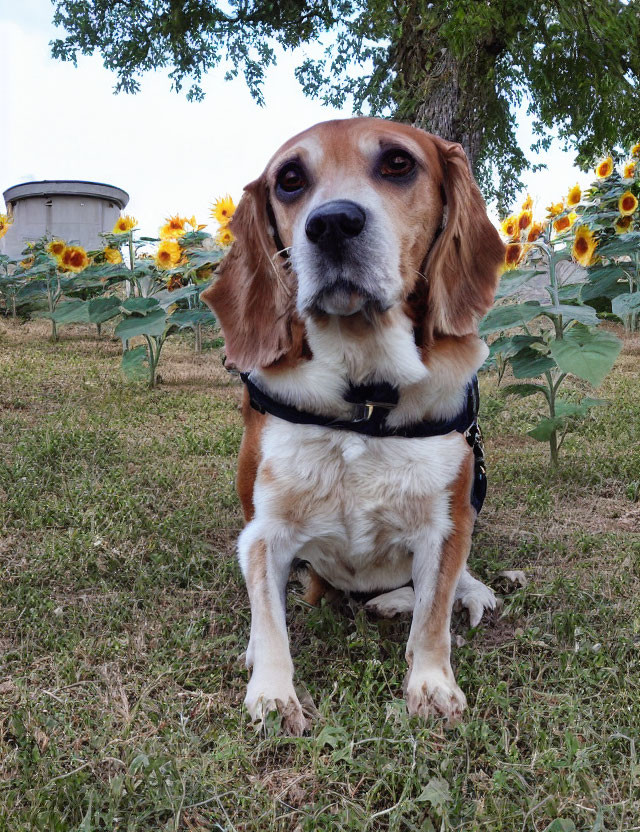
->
[241, 372, 487, 513]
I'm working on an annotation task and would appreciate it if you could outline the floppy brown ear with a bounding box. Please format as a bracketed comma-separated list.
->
[200, 177, 298, 371]
[422, 138, 504, 341]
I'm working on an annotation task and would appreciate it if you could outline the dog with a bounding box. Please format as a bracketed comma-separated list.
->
[201, 117, 505, 735]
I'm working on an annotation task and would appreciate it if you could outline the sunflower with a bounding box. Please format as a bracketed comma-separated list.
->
[0, 213, 12, 239]
[553, 211, 577, 234]
[211, 195, 236, 227]
[518, 209, 532, 231]
[160, 214, 190, 239]
[500, 214, 520, 239]
[521, 194, 533, 211]
[186, 215, 207, 231]
[61, 245, 90, 273]
[572, 226, 597, 267]
[631, 143, 640, 158]
[546, 200, 564, 218]
[619, 191, 638, 216]
[595, 156, 613, 179]
[20, 257, 35, 270]
[112, 214, 137, 234]
[566, 184, 581, 206]
[46, 239, 67, 260]
[103, 246, 123, 264]
[615, 215, 633, 234]
[216, 227, 235, 247]
[527, 221, 545, 242]
[623, 160, 637, 179]
[503, 243, 525, 270]
[155, 239, 182, 270]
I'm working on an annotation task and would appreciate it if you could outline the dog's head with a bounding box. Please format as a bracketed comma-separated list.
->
[202, 118, 505, 371]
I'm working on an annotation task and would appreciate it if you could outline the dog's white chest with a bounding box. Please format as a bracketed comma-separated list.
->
[255, 420, 468, 591]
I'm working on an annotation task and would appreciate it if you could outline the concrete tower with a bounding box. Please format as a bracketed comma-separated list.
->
[1, 180, 129, 259]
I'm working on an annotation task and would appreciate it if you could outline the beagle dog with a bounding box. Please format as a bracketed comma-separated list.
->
[202, 118, 505, 735]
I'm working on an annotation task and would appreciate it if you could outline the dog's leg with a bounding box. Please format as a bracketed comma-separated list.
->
[454, 568, 497, 627]
[365, 586, 415, 618]
[404, 454, 474, 725]
[238, 524, 306, 736]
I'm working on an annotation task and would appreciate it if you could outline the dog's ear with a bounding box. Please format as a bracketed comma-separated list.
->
[200, 176, 299, 371]
[420, 138, 504, 343]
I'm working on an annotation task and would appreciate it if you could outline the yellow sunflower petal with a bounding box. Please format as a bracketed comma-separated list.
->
[595, 156, 613, 179]
[103, 246, 123, 264]
[619, 191, 638, 216]
[112, 214, 137, 234]
[572, 226, 598, 267]
[615, 215, 633, 234]
[566, 184, 581, 206]
[155, 239, 182, 270]
[60, 245, 90, 273]
[211, 195, 236, 227]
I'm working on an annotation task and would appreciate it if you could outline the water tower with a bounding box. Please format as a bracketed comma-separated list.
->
[1, 180, 129, 259]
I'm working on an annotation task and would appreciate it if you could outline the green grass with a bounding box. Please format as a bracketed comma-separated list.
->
[1, 319, 639, 832]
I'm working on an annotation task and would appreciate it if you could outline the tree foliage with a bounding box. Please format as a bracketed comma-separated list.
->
[51, 0, 640, 208]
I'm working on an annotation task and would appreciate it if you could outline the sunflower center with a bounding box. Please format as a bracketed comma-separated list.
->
[575, 238, 588, 255]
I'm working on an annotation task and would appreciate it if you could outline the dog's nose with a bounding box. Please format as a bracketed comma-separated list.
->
[305, 200, 366, 246]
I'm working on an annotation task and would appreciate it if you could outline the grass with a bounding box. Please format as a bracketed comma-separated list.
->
[0, 318, 639, 832]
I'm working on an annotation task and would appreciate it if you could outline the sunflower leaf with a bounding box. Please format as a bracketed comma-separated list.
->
[611, 292, 640, 319]
[549, 325, 622, 387]
[539, 304, 599, 326]
[114, 308, 168, 341]
[478, 302, 542, 336]
[121, 345, 149, 382]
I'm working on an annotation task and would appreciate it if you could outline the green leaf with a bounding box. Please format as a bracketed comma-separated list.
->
[502, 383, 550, 400]
[597, 231, 640, 258]
[543, 820, 576, 832]
[554, 397, 608, 418]
[121, 345, 149, 381]
[540, 304, 599, 326]
[549, 325, 622, 387]
[494, 269, 539, 299]
[510, 347, 556, 378]
[489, 335, 543, 361]
[86, 296, 122, 324]
[49, 300, 89, 324]
[528, 417, 565, 442]
[121, 297, 161, 315]
[153, 285, 199, 310]
[416, 777, 451, 810]
[556, 283, 582, 301]
[114, 308, 167, 341]
[611, 292, 640, 318]
[169, 307, 217, 329]
[479, 302, 542, 336]
[581, 265, 627, 301]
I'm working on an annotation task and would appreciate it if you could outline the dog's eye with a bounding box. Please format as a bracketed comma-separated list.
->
[276, 163, 307, 196]
[379, 150, 416, 179]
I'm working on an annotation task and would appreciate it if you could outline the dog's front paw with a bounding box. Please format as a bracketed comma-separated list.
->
[244, 673, 307, 736]
[454, 571, 498, 627]
[404, 667, 467, 726]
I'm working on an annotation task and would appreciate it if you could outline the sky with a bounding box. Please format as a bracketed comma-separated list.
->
[1, 0, 592, 238]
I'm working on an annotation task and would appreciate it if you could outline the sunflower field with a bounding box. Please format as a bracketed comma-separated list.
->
[483, 143, 640, 463]
[0, 197, 238, 388]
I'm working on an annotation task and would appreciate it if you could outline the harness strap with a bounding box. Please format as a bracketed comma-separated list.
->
[240, 373, 487, 512]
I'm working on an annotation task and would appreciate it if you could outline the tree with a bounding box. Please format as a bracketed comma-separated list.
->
[51, 0, 640, 209]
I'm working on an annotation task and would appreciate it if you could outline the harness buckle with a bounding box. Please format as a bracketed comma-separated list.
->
[351, 402, 376, 422]
[350, 400, 396, 423]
